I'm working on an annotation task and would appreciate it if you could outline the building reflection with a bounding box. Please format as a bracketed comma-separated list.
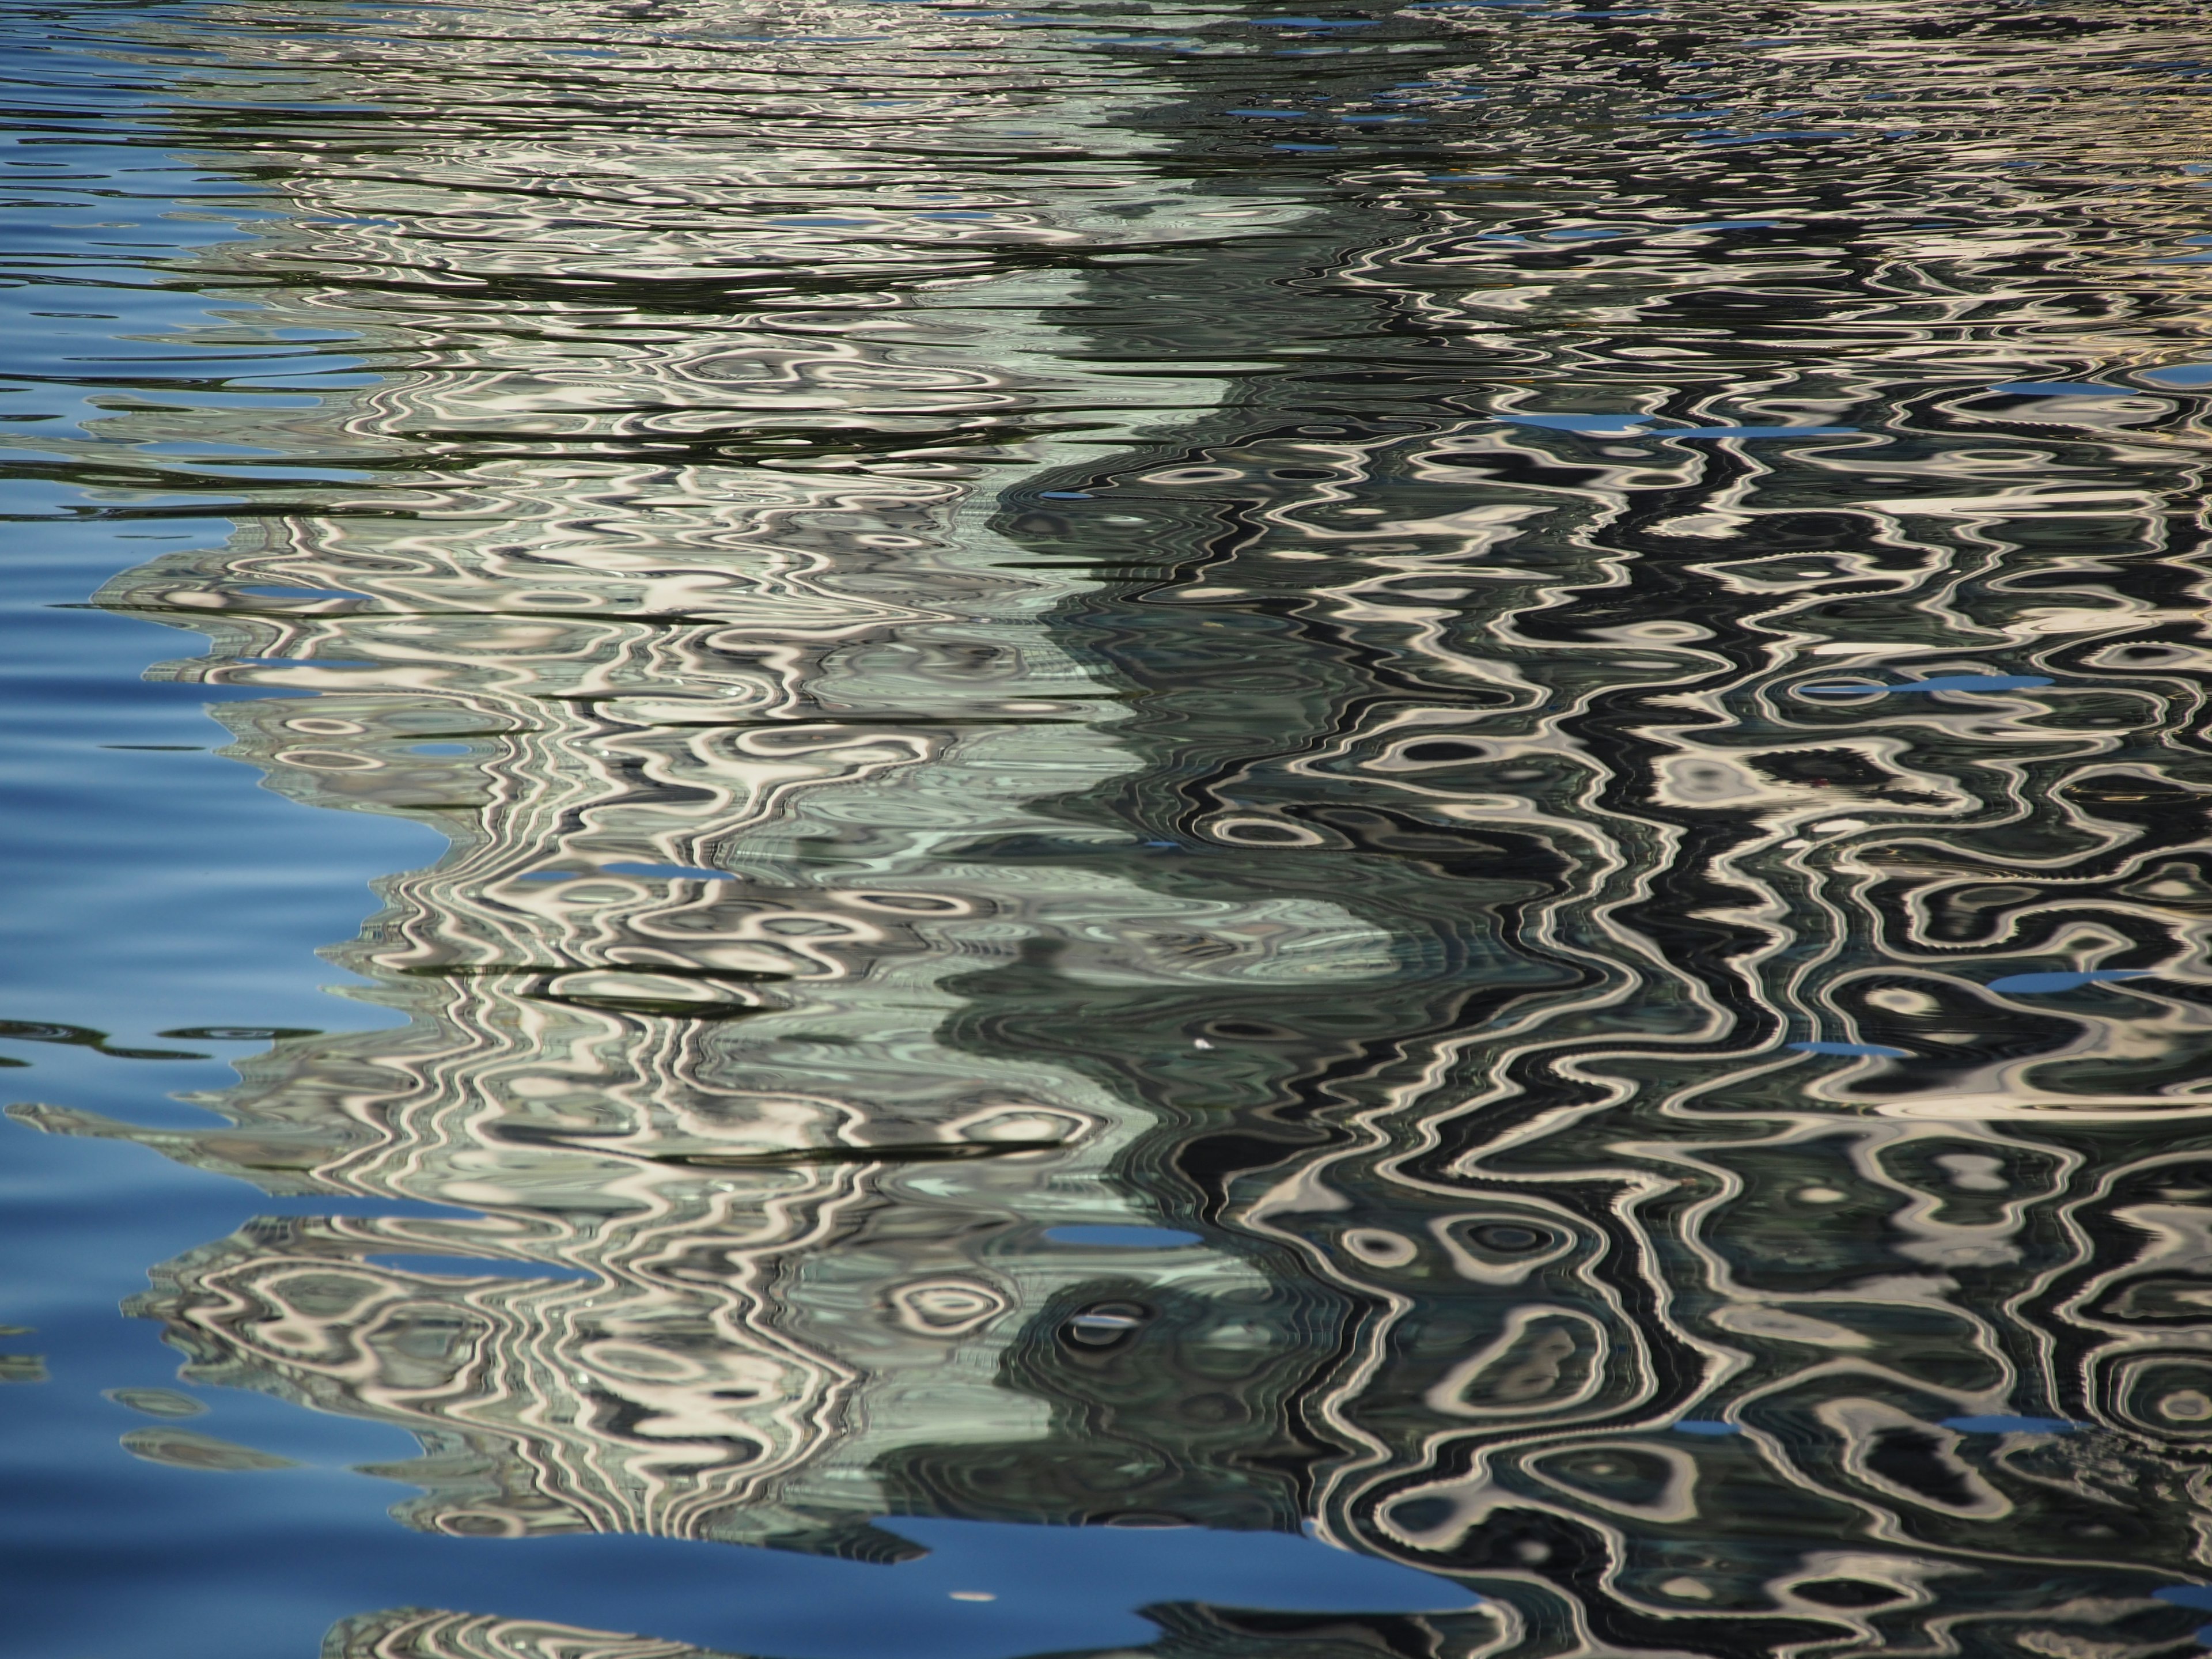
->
[18, 0, 1434, 1611]
[16, 1, 2212, 1656]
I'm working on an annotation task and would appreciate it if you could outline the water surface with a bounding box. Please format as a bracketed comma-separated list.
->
[7, 3, 2212, 1657]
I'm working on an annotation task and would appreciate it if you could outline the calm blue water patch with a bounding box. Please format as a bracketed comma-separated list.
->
[599, 861, 737, 881]
[0, 279, 344, 438]
[0, 585, 435, 1035]
[2154, 1586, 2212, 1612]
[1941, 1415, 2079, 1434]
[366, 1255, 595, 1282]
[1790, 1041, 1908, 1058]
[1671, 1420, 1739, 1436]
[1494, 413, 1650, 433]
[1986, 969, 2150, 995]
[1989, 381, 2128, 396]
[1041, 1224, 1204, 1248]
[2141, 362, 2212, 387]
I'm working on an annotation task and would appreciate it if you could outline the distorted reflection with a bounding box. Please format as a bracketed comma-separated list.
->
[12, 1, 2212, 1656]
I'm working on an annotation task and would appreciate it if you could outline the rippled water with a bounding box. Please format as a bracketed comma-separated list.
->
[8, 2, 2212, 1655]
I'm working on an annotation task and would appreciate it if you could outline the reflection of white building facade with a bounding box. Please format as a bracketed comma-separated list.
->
[20, 0, 1398, 1564]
